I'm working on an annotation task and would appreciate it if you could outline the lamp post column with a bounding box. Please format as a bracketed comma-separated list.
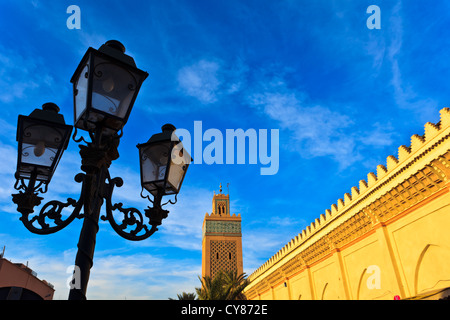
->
[68, 134, 119, 300]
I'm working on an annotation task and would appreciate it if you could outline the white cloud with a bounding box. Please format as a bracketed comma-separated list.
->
[176, 58, 247, 105]
[0, 231, 202, 300]
[242, 229, 292, 274]
[150, 186, 213, 251]
[0, 45, 58, 104]
[177, 60, 221, 104]
[387, 1, 439, 123]
[249, 88, 360, 168]
[365, 33, 386, 72]
[87, 253, 201, 299]
[0, 143, 20, 205]
[360, 122, 396, 147]
[247, 77, 400, 170]
[0, 234, 75, 300]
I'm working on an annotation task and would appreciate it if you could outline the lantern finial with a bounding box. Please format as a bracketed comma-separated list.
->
[42, 103, 60, 113]
[104, 40, 126, 53]
[162, 124, 176, 132]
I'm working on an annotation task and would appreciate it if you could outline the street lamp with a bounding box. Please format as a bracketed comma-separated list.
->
[11, 41, 190, 300]
[137, 123, 191, 198]
[71, 40, 148, 136]
[15, 103, 73, 185]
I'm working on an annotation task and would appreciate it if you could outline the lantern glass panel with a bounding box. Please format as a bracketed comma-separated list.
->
[17, 115, 72, 182]
[140, 141, 172, 195]
[20, 142, 58, 168]
[74, 62, 89, 126]
[91, 56, 138, 120]
[167, 142, 189, 193]
[71, 42, 148, 134]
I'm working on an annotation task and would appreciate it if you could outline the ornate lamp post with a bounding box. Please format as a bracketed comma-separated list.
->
[11, 41, 191, 300]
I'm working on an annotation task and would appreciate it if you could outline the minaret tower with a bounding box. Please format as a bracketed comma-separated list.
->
[201, 184, 243, 279]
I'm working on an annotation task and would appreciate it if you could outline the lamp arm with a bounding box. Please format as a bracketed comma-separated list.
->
[101, 174, 168, 241]
[11, 173, 85, 235]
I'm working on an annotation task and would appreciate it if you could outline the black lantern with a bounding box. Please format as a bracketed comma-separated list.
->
[15, 103, 73, 183]
[137, 124, 191, 197]
[70, 40, 149, 135]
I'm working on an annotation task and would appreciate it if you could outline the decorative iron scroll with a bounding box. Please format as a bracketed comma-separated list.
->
[101, 175, 161, 241]
[19, 198, 82, 235]
[12, 173, 85, 235]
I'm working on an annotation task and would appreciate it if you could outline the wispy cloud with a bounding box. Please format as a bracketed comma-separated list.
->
[247, 76, 398, 170]
[387, 0, 439, 123]
[0, 234, 201, 300]
[157, 186, 214, 251]
[360, 122, 396, 148]
[173, 53, 399, 170]
[0, 142, 20, 209]
[0, 45, 71, 117]
[177, 59, 221, 104]
[248, 83, 357, 168]
[176, 57, 248, 106]
[87, 252, 201, 299]
[0, 46, 41, 104]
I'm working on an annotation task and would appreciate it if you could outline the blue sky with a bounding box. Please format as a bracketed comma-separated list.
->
[0, 0, 449, 299]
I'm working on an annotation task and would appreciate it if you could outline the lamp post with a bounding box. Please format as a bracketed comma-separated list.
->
[11, 41, 191, 300]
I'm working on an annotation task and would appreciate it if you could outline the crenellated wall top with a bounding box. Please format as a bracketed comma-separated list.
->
[248, 108, 450, 282]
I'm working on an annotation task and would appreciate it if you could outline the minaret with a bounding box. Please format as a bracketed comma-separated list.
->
[201, 184, 243, 279]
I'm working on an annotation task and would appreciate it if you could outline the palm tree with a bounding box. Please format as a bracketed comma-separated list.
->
[223, 270, 249, 300]
[196, 271, 229, 300]
[168, 292, 197, 300]
[196, 270, 249, 300]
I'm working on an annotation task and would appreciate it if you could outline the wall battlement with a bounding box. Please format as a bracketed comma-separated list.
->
[247, 108, 450, 286]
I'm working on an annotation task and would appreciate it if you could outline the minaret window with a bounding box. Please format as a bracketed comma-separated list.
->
[217, 203, 226, 215]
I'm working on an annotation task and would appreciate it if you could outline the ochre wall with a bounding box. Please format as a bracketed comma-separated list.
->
[245, 108, 450, 300]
